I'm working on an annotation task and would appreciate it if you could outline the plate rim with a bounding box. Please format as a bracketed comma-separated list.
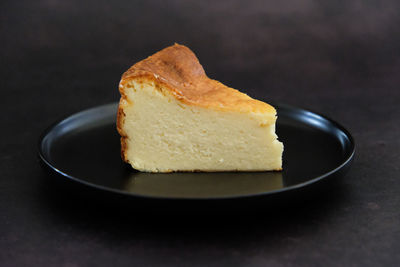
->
[38, 102, 355, 200]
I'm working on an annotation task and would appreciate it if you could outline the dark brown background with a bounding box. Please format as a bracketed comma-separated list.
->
[1, 0, 400, 266]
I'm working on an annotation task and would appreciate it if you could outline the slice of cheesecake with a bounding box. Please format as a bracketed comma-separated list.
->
[117, 44, 283, 172]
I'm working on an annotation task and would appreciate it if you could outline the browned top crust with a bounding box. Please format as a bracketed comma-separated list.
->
[120, 44, 275, 114]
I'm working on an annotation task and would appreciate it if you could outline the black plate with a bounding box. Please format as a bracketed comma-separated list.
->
[39, 102, 354, 200]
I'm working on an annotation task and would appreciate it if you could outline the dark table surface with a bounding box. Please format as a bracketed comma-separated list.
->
[1, 0, 400, 266]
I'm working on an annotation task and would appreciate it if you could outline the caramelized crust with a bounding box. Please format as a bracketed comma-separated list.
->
[119, 44, 275, 114]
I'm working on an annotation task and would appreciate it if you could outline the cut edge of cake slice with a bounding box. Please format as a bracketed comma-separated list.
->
[117, 44, 283, 172]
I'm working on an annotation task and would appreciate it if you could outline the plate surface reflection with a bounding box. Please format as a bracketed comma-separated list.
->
[124, 172, 283, 198]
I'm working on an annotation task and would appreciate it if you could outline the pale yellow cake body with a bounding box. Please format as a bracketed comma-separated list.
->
[117, 44, 283, 172]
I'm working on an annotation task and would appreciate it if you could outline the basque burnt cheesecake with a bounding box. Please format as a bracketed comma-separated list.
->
[117, 44, 283, 172]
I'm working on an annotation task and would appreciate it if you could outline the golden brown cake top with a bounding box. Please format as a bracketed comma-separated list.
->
[120, 44, 275, 114]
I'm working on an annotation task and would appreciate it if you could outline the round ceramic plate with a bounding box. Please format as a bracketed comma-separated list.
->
[39, 102, 354, 200]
